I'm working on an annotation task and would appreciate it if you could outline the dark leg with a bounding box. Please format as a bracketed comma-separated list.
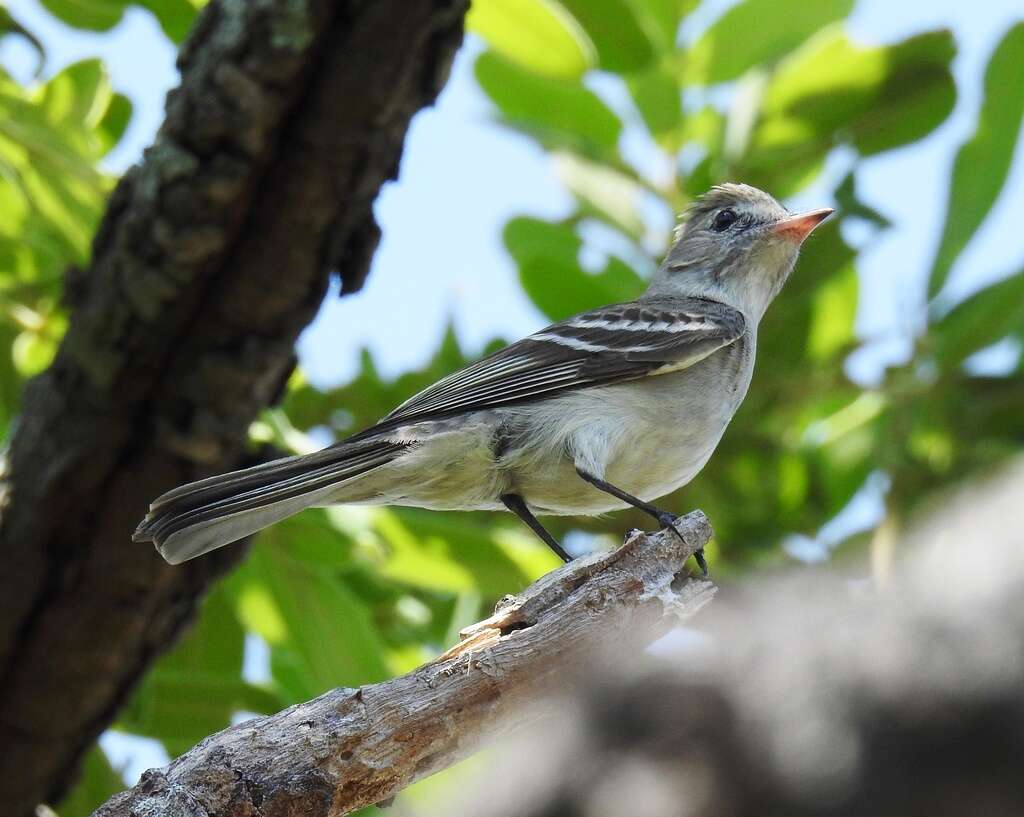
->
[500, 493, 572, 563]
[575, 468, 708, 576]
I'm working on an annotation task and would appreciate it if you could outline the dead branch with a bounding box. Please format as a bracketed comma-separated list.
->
[448, 462, 1024, 817]
[92, 514, 715, 817]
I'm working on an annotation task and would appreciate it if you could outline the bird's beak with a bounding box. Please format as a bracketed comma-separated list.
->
[771, 207, 834, 244]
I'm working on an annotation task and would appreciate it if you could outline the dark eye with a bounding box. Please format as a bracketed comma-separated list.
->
[711, 208, 738, 232]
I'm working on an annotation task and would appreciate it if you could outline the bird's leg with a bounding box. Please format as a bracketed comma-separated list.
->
[500, 493, 572, 563]
[575, 468, 708, 577]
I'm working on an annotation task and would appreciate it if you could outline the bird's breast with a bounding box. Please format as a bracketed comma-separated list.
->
[506, 336, 755, 513]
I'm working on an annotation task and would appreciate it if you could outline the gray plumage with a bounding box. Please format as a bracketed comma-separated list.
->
[135, 184, 832, 565]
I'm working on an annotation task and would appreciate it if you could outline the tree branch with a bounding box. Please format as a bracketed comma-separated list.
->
[92, 514, 716, 817]
[448, 463, 1024, 817]
[0, 1, 467, 813]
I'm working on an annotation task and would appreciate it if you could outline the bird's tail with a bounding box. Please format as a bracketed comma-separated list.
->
[134, 439, 406, 564]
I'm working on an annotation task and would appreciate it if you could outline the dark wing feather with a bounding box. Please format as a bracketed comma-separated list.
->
[373, 297, 745, 429]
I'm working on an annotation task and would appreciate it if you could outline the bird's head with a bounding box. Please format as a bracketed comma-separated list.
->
[647, 183, 833, 322]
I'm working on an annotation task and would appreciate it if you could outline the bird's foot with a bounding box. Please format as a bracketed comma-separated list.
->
[655, 511, 709, 578]
[693, 547, 709, 578]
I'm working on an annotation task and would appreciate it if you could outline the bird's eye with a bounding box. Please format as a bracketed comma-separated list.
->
[711, 208, 738, 232]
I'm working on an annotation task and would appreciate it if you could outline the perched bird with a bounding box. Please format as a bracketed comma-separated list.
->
[135, 184, 832, 573]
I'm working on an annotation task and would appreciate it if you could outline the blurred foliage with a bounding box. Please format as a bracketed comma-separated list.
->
[0, 47, 129, 435]
[38, 0, 204, 43]
[1, 0, 1022, 813]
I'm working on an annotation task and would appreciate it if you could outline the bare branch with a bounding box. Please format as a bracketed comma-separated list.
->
[93, 514, 716, 817]
[450, 462, 1024, 817]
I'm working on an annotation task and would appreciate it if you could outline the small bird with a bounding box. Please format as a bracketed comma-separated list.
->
[135, 184, 832, 573]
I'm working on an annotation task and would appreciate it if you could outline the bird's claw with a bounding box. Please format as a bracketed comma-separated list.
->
[656, 512, 709, 578]
[693, 547, 709, 578]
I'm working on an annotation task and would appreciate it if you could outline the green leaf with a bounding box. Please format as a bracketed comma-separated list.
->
[120, 676, 282, 757]
[932, 271, 1024, 368]
[686, 0, 853, 84]
[231, 522, 390, 701]
[0, 58, 126, 430]
[553, 152, 648, 240]
[755, 220, 856, 371]
[834, 171, 891, 229]
[12, 328, 58, 375]
[557, 0, 655, 71]
[115, 585, 281, 756]
[38, 0, 127, 32]
[53, 745, 125, 817]
[475, 50, 622, 154]
[850, 30, 957, 156]
[928, 22, 1024, 297]
[283, 328, 480, 438]
[806, 261, 858, 361]
[743, 29, 955, 191]
[138, 0, 203, 43]
[504, 217, 645, 320]
[39, 0, 200, 42]
[628, 61, 683, 147]
[380, 508, 558, 598]
[625, 0, 696, 53]
[96, 93, 133, 156]
[0, 7, 46, 77]
[467, 0, 594, 79]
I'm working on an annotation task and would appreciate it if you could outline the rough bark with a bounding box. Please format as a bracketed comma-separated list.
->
[0, 1, 467, 814]
[91, 515, 716, 817]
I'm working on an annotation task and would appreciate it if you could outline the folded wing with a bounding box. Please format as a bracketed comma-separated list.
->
[375, 296, 746, 428]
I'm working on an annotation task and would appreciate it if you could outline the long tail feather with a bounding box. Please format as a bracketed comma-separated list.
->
[134, 439, 406, 564]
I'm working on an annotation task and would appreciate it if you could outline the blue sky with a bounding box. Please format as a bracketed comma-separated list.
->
[3, 0, 1023, 789]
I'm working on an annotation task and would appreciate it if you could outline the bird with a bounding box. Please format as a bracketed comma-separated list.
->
[135, 183, 832, 573]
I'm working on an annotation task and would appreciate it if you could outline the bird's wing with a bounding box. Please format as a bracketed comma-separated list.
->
[374, 297, 746, 429]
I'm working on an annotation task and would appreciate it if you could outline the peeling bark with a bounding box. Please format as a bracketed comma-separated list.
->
[0, 1, 467, 813]
[92, 516, 716, 817]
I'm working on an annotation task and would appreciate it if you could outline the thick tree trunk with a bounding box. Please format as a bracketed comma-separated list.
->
[0, 2, 467, 813]
[91, 517, 715, 817]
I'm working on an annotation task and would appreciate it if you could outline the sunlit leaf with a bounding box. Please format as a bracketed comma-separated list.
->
[230, 526, 390, 701]
[625, 0, 696, 52]
[756, 220, 856, 370]
[932, 271, 1024, 368]
[467, 0, 594, 78]
[686, 0, 853, 84]
[96, 93, 133, 156]
[504, 216, 645, 320]
[381, 508, 556, 598]
[12, 328, 58, 375]
[557, 0, 655, 71]
[928, 22, 1024, 297]
[139, 0, 203, 43]
[38, 0, 200, 42]
[554, 152, 647, 239]
[475, 50, 622, 154]
[806, 262, 858, 360]
[743, 29, 955, 190]
[37, 0, 123, 31]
